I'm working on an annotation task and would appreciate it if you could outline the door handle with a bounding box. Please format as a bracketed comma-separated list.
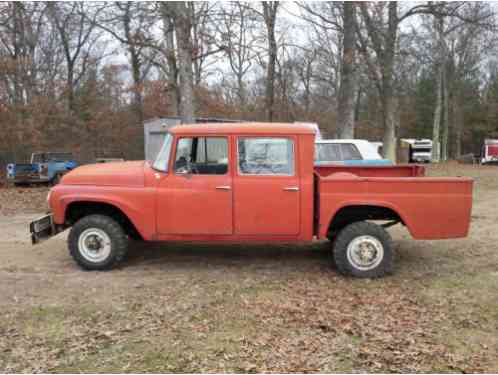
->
[216, 185, 231, 190]
[283, 186, 299, 191]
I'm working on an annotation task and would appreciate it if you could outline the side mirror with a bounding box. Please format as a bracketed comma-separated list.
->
[176, 161, 194, 178]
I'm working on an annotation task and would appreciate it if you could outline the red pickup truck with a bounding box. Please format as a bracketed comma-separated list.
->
[31, 123, 473, 278]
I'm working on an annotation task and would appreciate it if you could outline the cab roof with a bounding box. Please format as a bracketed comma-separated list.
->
[169, 122, 316, 136]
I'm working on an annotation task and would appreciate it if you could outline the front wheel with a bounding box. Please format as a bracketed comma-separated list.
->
[68, 214, 128, 270]
[332, 221, 393, 278]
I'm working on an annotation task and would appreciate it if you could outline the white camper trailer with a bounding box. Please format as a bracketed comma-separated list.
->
[401, 139, 433, 163]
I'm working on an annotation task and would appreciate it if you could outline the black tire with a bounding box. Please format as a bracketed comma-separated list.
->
[51, 173, 61, 186]
[333, 221, 393, 278]
[68, 214, 128, 270]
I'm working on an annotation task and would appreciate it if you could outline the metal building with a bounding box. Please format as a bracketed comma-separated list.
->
[143, 117, 241, 161]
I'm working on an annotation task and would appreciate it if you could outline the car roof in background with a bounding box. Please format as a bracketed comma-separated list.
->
[169, 122, 316, 136]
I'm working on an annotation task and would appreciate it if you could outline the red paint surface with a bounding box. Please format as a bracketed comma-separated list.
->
[49, 123, 473, 243]
[487, 145, 498, 156]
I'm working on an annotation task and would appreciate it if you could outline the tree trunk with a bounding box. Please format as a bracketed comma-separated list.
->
[441, 66, 449, 161]
[431, 13, 444, 163]
[129, 50, 143, 123]
[160, 5, 179, 116]
[432, 67, 443, 163]
[237, 74, 246, 107]
[122, 5, 143, 123]
[12, 3, 23, 107]
[454, 92, 463, 157]
[66, 62, 75, 112]
[382, 91, 397, 161]
[171, 2, 195, 124]
[354, 85, 362, 122]
[337, 2, 356, 139]
[262, 2, 278, 122]
[377, 2, 398, 162]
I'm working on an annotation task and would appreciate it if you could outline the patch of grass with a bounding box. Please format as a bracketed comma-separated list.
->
[53, 342, 195, 373]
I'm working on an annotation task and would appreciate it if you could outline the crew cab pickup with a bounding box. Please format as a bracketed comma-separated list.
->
[31, 123, 473, 278]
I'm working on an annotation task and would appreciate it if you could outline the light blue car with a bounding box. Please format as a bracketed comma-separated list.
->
[314, 139, 392, 166]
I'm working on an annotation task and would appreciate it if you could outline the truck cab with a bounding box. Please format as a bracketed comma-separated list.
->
[33, 123, 473, 278]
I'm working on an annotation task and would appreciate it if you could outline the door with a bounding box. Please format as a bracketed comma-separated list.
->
[233, 136, 300, 235]
[156, 136, 233, 235]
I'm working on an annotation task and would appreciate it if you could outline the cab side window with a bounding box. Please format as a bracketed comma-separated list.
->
[174, 137, 228, 175]
[238, 137, 294, 175]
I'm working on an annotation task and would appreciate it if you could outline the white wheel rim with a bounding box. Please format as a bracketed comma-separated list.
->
[346, 235, 384, 271]
[78, 228, 112, 263]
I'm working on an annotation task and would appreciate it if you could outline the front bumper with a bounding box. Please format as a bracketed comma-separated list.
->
[30, 213, 63, 244]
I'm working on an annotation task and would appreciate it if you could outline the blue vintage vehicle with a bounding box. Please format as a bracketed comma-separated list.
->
[6, 152, 78, 185]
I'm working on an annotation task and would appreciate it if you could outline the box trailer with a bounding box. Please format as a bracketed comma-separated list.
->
[481, 139, 498, 164]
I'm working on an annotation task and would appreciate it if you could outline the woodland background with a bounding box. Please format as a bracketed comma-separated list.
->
[1, 1, 498, 163]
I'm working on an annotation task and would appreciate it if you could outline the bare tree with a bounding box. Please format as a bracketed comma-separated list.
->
[356, 2, 399, 161]
[261, 1, 279, 122]
[431, 12, 444, 162]
[47, 2, 101, 112]
[0, 2, 49, 106]
[219, 2, 258, 107]
[166, 2, 195, 124]
[94, 2, 156, 122]
[159, 3, 179, 116]
[299, 1, 356, 137]
[294, 48, 318, 117]
[337, 2, 357, 138]
[190, 2, 221, 86]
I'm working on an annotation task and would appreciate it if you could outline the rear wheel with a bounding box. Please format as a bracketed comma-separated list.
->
[332, 221, 393, 278]
[68, 214, 128, 270]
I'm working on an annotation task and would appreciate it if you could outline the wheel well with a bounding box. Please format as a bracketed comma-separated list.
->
[328, 205, 402, 238]
[65, 201, 142, 240]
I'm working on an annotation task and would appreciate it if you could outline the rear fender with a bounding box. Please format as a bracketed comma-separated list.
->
[322, 201, 411, 239]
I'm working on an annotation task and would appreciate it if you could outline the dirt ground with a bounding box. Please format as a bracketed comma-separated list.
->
[0, 163, 497, 373]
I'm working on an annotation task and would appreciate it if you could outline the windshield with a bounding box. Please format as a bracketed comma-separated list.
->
[152, 133, 173, 172]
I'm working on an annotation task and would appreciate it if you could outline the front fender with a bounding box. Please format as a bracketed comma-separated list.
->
[50, 185, 156, 240]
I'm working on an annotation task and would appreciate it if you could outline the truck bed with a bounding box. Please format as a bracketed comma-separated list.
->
[315, 165, 473, 240]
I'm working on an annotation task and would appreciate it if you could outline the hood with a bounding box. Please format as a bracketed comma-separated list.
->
[61, 161, 145, 187]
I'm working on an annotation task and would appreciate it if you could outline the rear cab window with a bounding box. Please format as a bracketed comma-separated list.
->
[237, 137, 295, 175]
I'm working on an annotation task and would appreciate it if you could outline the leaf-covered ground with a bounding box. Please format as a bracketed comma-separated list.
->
[0, 186, 49, 216]
[0, 163, 497, 373]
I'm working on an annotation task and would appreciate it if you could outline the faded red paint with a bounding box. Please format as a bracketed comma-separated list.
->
[49, 122, 473, 243]
[488, 145, 498, 156]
